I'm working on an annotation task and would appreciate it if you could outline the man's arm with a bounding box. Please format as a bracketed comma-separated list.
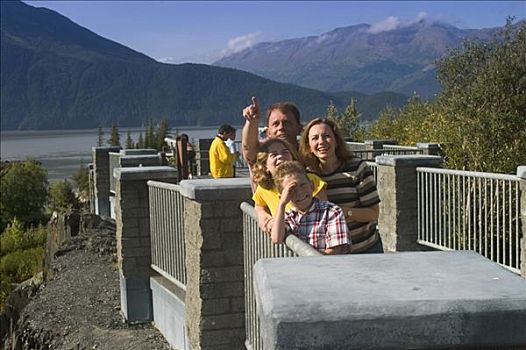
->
[242, 96, 262, 164]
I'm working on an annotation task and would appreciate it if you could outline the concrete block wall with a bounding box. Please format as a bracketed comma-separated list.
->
[114, 166, 178, 323]
[180, 178, 252, 349]
[92, 146, 121, 216]
[376, 155, 442, 252]
[196, 138, 213, 176]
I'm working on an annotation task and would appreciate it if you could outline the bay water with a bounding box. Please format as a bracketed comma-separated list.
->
[1, 127, 239, 183]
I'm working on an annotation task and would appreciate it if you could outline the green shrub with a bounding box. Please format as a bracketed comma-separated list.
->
[0, 247, 45, 307]
[0, 219, 47, 257]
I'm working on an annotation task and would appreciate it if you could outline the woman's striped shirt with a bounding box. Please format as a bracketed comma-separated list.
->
[318, 158, 380, 253]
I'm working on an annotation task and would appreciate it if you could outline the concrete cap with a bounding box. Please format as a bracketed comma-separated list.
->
[113, 166, 177, 181]
[120, 149, 158, 155]
[92, 146, 121, 153]
[376, 154, 442, 167]
[517, 166, 526, 179]
[254, 251, 526, 349]
[365, 139, 397, 146]
[416, 142, 441, 149]
[179, 178, 251, 200]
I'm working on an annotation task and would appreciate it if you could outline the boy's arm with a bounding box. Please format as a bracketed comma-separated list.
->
[270, 201, 287, 244]
[271, 180, 296, 244]
[242, 96, 262, 164]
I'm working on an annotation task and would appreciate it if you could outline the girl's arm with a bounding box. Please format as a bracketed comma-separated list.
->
[254, 204, 273, 234]
[344, 204, 379, 223]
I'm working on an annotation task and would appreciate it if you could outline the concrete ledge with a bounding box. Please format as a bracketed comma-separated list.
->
[365, 139, 396, 147]
[517, 166, 526, 179]
[254, 251, 526, 349]
[376, 154, 442, 167]
[120, 155, 161, 167]
[416, 142, 441, 149]
[179, 178, 251, 201]
[151, 276, 188, 350]
[121, 149, 158, 155]
[92, 146, 121, 153]
[114, 166, 177, 181]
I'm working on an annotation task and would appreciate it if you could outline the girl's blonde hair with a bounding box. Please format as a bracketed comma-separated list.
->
[252, 138, 300, 189]
[299, 118, 352, 174]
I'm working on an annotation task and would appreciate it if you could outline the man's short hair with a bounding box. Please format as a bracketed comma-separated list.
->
[218, 124, 236, 135]
[266, 102, 301, 125]
[273, 160, 310, 193]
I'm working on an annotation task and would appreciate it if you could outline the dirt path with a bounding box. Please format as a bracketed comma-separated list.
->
[14, 229, 171, 350]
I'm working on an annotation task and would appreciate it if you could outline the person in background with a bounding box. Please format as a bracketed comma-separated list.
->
[209, 124, 237, 178]
[299, 118, 383, 253]
[251, 138, 327, 234]
[179, 133, 195, 177]
[270, 161, 349, 255]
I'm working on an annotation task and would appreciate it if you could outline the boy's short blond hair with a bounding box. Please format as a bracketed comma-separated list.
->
[273, 161, 310, 193]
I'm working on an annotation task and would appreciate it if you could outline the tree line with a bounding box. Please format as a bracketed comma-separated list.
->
[97, 118, 171, 151]
[329, 19, 525, 174]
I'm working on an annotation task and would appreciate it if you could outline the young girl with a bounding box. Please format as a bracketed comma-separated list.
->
[251, 138, 327, 234]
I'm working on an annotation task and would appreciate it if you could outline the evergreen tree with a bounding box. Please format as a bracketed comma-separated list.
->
[137, 132, 145, 149]
[125, 131, 134, 149]
[108, 122, 121, 147]
[97, 126, 104, 147]
[72, 161, 90, 202]
[145, 119, 155, 149]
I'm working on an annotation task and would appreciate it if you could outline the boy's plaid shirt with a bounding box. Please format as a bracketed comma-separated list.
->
[284, 198, 350, 252]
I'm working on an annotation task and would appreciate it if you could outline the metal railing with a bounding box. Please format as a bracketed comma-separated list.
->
[148, 180, 187, 289]
[366, 161, 378, 184]
[382, 144, 419, 151]
[353, 148, 424, 161]
[417, 167, 522, 274]
[241, 202, 321, 350]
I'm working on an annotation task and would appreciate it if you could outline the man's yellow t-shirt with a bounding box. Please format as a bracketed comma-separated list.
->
[209, 136, 236, 178]
[252, 173, 327, 215]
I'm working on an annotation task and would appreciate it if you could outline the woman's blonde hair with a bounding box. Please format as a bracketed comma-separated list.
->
[299, 118, 352, 174]
[252, 138, 300, 189]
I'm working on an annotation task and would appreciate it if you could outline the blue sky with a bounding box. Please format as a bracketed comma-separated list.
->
[25, 1, 526, 64]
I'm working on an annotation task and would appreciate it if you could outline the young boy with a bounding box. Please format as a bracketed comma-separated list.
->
[271, 161, 350, 255]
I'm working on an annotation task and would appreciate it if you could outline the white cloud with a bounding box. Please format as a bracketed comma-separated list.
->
[367, 12, 429, 34]
[222, 32, 260, 56]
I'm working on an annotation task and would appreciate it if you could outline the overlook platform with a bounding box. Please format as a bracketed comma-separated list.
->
[254, 251, 526, 349]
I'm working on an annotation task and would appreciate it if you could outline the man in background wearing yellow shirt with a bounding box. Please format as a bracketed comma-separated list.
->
[209, 124, 237, 178]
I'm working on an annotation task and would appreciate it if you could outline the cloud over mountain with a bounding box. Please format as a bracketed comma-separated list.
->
[367, 12, 429, 34]
[222, 32, 260, 55]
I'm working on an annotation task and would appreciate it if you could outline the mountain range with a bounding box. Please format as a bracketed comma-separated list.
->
[214, 20, 508, 97]
[4, 1, 510, 130]
[0, 1, 409, 130]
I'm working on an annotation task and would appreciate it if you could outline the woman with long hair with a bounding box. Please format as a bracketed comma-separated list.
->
[299, 118, 383, 253]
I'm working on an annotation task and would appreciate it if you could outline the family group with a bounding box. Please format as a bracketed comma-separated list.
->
[209, 97, 382, 254]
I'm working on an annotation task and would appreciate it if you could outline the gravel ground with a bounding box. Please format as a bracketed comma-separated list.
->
[14, 229, 171, 350]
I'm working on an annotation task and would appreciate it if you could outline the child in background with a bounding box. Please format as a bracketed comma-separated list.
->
[251, 138, 327, 234]
[271, 161, 350, 255]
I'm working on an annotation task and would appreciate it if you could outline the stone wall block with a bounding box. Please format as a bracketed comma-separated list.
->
[200, 266, 244, 283]
[200, 313, 245, 331]
[200, 282, 245, 299]
[201, 298, 231, 315]
[200, 329, 245, 347]
[376, 155, 442, 252]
